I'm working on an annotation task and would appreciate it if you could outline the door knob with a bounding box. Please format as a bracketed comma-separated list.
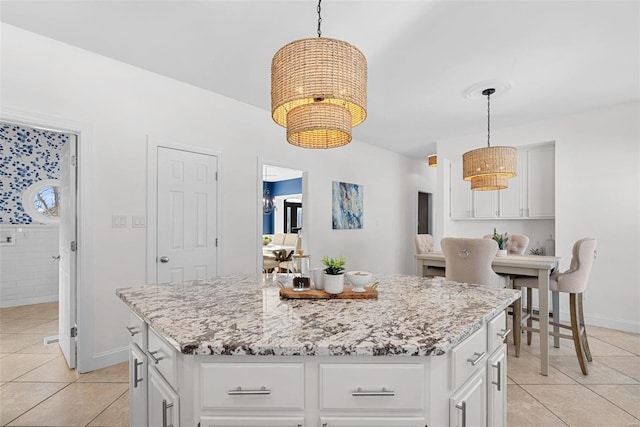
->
[159, 256, 170, 263]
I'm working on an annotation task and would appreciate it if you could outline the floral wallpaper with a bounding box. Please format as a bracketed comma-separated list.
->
[0, 122, 69, 224]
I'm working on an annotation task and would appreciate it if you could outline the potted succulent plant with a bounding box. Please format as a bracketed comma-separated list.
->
[492, 228, 509, 257]
[321, 256, 346, 294]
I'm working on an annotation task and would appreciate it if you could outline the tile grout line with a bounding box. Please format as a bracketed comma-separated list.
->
[512, 382, 570, 426]
[583, 384, 640, 422]
[84, 388, 129, 427]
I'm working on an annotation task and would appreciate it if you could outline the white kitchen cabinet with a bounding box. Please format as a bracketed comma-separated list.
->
[148, 365, 180, 427]
[318, 417, 426, 427]
[449, 368, 487, 427]
[450, 160, 472, 219]
[487, 345, 507, 427]
[129, 343, 148, 427]
[449, 142, 554, 220]
[200, 416, 305, 427]
[526, 144, 555, 218]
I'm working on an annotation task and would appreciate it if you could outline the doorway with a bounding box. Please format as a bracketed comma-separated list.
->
[0, 120, 78, 369]
[154, 146, 219, 283]
[418, 191, 433, 235]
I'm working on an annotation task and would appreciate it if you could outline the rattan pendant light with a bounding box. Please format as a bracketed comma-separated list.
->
[271, 0, 367, 149]
[463, 88, 517, 190]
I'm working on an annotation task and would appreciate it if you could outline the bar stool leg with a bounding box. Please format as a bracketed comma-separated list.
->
[526, 287, 533, 346]
[513, 296, 522, 357]
[578, 292, 593, 362]
[570, 293, 589, 375]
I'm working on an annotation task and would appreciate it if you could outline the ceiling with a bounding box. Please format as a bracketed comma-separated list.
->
[1, 1, 638, 159]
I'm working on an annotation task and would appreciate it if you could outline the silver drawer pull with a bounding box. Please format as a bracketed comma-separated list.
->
[456, 401, 467, 427]
[466, 351, 486, 366]
[227, 385, 271, 395]
[148, 350, 164, 364]
[351, 386, 395, 397]
[125, 326, 140, 336]
[162, 399, 173, 427]
[492, 361, 502, 391]
[498, 328, 511, 339]
[133, 358, 143, 388]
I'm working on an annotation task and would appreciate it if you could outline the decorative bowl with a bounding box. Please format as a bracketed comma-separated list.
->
[346, 271, 372, 292]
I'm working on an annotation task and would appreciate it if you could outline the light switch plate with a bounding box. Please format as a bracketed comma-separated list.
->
[111, 215, 127, 228]
[132, 215, 146, 228]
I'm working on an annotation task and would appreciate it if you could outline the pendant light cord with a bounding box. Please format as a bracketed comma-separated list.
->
[317, 0, 322, 37]
[486, 91, 491, 148]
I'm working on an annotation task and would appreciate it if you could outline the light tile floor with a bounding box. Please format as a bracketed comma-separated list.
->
[1, 302, 639, 426]
[0, 302, 128, 426]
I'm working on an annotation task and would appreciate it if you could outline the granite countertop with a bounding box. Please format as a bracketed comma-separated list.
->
[116, 273, 520, 357]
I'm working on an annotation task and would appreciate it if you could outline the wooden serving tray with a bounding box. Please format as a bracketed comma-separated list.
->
[279, 285, 378, 299]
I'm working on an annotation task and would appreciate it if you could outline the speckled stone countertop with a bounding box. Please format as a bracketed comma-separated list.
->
[116, 273, 520, 357]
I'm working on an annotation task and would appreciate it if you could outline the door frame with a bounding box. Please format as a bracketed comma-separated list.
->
[146, 136, 223, 284]
[1, 106, 93, 372]
[256, 158, 308, 274]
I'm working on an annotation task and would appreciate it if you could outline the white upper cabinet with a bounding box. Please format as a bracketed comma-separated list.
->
[526, 144, 555, 218]
[449, 142, 555, 220]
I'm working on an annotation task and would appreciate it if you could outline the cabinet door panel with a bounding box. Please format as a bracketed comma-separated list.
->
[450, 161, 472, 219]
[487, 346, 507, 427]
[319, 417, 426, 427]
[499, 149, 526, 218]
[200, 416, 305, 427]
[473, 191, 496, 219]
[129, 344, 147, 427]
[149, 366, 179, 427]
[527, 146, 555, 218]
[449, 368, 487, 427]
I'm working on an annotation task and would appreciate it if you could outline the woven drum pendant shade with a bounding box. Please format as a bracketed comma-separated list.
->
[470, 174, 509, 191]
[287, 103, 352, 148]
[271, 37, 367, 149]
[462, 146, 517, 191]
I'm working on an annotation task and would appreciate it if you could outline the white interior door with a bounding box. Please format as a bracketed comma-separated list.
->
[157, 147, 218, 283]
[58, 135, 77, 368]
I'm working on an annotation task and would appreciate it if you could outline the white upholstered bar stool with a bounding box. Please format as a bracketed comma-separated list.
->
[414, 234, 445, 277]
[512, 238, 597, 374]
[441, 238, 508, 288]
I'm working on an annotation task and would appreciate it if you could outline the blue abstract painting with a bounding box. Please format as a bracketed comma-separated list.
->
[332, 181, 363, 229]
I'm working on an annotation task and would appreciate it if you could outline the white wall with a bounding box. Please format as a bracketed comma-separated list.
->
[0, 24, 433, 371]
[436, 102, 640, 333]
[0, 225, 59, 307]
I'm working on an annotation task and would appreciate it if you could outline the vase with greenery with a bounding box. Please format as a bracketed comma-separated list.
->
[492, 228, 508, 256]
[322, 256, 346, 294]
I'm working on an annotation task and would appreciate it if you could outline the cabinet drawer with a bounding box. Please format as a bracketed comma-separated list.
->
[451, 327, 487, 391]
[200, 416, 305, 427]
[126, 311, 146, 349]
[148, 327, 177, 388]
[319, 417, 426, 427]
[201, 363, 304, 410]
[488, 310, 508, 354]
[319, 364, 424, 411]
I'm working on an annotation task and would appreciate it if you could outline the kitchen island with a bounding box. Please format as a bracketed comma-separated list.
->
[117, 273, 519, 427]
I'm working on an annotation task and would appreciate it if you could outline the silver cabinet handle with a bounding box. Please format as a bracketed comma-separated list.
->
[52, 255, 60, 261]
[133, 358, 143, 388]
[227, 385, 271, 395]
[162, 399, 174, 427]
[498, 328, 511, 339]
[126, 326, 140, 336]
[492, 361, 502, 391]
[456, 400, 467, 427]
[351, 386, 395, 396]
[148, 350, 164, 364]
[159, 256, 170, 263]
[466, 351, 486, 366]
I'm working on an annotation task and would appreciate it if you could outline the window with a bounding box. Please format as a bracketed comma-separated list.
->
[22, 179, 61, 224]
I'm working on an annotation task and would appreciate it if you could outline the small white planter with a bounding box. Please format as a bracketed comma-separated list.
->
[497, 249, 508, 257]
[323, 273, 344, 294]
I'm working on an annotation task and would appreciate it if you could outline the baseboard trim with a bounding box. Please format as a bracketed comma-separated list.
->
[0, 295, 58, 308]
[78, 346, 128, 374]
